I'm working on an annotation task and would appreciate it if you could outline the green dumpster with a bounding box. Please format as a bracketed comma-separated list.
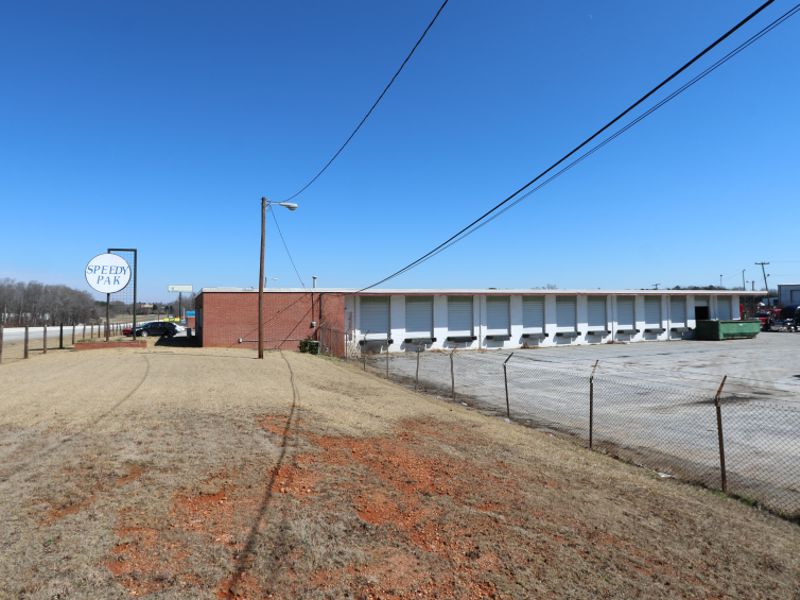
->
[694, 319, 761, 341]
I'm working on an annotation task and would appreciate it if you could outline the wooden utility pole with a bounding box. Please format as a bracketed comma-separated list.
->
[755, 261, 770, 293]
[258, 197, 266, 359]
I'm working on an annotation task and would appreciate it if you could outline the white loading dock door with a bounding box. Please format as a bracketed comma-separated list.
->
[555, 296, 577, 331]
[717, 297, 732, 320]
[447, 297, 474, 337]
[522, 297, 545, 332]
[486, 296, 510, 335]
[405, 296, 433, 339]
[587, 297, 607, 331]
[360, 297, 390, 339]
[670, 296, 687, 327]
[617, 297, 635, 330]
[644, 297, 662, 329]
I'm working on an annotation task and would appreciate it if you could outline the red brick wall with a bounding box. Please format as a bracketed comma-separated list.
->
[196, 291, 346, 356]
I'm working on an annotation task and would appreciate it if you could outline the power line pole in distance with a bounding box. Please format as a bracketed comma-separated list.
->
[755, 261, 770, 293]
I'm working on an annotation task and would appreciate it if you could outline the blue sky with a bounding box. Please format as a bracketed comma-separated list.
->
[1, 1, 798, 301]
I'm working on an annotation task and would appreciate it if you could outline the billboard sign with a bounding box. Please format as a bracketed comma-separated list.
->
[168, 284, 193, 293]
[85, 253, 131, 294]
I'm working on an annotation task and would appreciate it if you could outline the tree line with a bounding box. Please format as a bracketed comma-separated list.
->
[0, 278, 100, 326]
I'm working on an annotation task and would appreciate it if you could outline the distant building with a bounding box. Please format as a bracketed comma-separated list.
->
[196, 287, 765, 357]
[777, 284, 800, 306]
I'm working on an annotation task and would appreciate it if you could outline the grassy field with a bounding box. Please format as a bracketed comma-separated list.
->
[0, 344, 798, 599]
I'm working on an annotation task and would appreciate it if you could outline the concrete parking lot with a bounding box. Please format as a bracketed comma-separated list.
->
[380, 333, 800, 517]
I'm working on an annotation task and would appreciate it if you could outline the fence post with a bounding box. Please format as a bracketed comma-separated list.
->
[415, 345, 421, 391]
[503, 352, 514, 418]
[24, 326, 29, 359]
[43, 324, 47, 354]
[450, 348, 456, 401]
[72, 325, 76, 345]
[589, 360, 599, 449]
[385, 343, 389, 378]
[0, 321, 3, 364]
[59, 324, 64, 349]
[714, 375, 728, 493]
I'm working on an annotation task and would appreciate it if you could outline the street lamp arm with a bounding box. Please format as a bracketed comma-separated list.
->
[258, 196, 299, 359]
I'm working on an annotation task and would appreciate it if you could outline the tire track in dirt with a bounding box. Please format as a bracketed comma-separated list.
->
[0, 353, 151, 483]
[217, 350, 301, 599]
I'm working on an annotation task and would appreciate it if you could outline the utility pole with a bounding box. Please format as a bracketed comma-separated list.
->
[719, 274, 723, 288]
[755, 261, 770, 294]
[741, 269, 746, 291]
[258, 197, 266, 359]
[312, 275, 318, 289]
[652, 283, 660, 290]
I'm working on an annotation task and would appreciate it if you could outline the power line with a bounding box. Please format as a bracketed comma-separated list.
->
[270, 207, 306, 288]
[422, 3, 799, 260]
[403, 2, 799, 277]
[356, 0, 781, 292]
[280, 0, 449, 202]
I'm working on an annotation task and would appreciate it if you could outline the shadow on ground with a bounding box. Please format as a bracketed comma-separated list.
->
[155, 335, 201, 348]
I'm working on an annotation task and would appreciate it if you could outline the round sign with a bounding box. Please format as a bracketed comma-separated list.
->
[85, 253, 131, 294]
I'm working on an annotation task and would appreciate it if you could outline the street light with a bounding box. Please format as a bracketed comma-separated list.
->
[258, 197, 299, 359]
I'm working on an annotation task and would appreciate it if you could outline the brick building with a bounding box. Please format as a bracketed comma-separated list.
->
[197, 287, 763, 358]
[195, 288, 347, 356]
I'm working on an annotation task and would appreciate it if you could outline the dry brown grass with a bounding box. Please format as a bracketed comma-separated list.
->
[0, 344, 797, 599]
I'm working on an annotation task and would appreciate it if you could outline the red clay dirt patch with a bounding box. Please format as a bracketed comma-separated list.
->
[101, 414, 797, 599]
[106, 519, 198, 596]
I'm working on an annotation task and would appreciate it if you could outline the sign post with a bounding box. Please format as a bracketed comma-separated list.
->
[86, 253, 132, 341]
[108, 249, 138, 338]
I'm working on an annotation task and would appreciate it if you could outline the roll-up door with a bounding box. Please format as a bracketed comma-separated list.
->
[644, 297, 661, 328]
[405, 296, 433, 338]
[522, 297, 545, 331]
[587, 297, 607, 330]
[447, 296, 473, 336]
[670, 296, 687, 326]
[556, 296, 576, 331]
[486, 296, 510, 334]
[360, 297, 389, 338]
[717, 297, 732, 320]
[617, 297, 635, 330]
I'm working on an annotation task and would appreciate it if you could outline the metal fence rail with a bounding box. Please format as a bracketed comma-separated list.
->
[0, 322, 133, 364]
[364, 348, 800, 521]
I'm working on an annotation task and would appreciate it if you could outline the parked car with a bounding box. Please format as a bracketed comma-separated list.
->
[779, 305, 799, 332]
[133, 321, 180, 338]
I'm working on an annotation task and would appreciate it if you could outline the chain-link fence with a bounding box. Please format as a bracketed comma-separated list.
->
[364, 348, 800, 521]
